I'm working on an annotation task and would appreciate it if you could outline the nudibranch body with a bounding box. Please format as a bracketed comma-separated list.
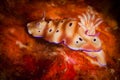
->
[27, 12, 102, 52]
[27, 10, 106, 67]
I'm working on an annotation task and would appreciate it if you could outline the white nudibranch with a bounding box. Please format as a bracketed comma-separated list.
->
[27, 10, 106, 67]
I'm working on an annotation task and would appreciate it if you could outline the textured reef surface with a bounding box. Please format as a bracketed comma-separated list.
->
[0, 0, 120, 80]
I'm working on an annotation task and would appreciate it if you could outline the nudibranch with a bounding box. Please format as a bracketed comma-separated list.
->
[27, 10, 106, 67]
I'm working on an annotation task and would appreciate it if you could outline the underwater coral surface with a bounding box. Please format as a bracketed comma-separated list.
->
[0, 0, 120, 80]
